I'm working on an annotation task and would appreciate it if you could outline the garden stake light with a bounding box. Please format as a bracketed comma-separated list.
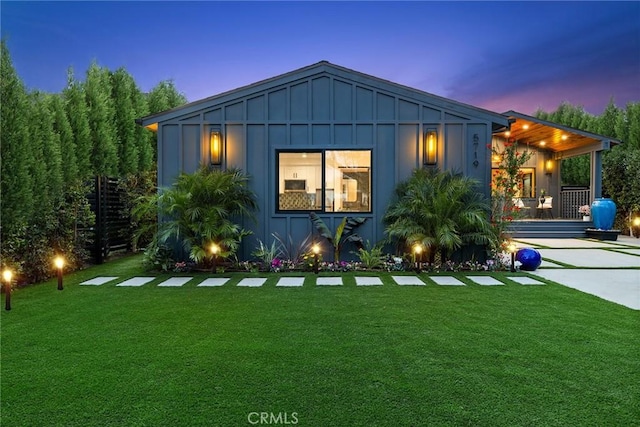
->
[54, 256, 65, 290]
[412, 244, 423, 273]
[210, 243, 220, 273]
[312, 244, 320, 274]
[3, 269, 12, 311]
[508, 242, 517, 272]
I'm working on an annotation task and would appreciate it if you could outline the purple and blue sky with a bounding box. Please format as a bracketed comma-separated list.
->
[2, 1, 639, 115]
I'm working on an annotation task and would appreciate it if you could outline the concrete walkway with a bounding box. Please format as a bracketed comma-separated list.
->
[514, 235, 640, 310]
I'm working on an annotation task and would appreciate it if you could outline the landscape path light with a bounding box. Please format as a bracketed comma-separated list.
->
[412, 243, 423, 273]
[3, 269, 12, 311]
[210, 243, 220, 273]
[54, 256, 65, 290]
[312, 244, 320, 274]
[507, 242, 517, 273]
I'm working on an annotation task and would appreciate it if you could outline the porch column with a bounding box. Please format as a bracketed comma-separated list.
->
[590, 150, 603, 199]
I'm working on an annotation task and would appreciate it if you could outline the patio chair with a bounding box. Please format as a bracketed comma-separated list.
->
[536, 196, 553, 219]
[513, 197, 531, 218]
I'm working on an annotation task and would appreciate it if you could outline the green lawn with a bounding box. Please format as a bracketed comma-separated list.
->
[1, 255, 638, 427]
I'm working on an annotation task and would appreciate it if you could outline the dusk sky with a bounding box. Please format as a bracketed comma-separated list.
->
[2, 1, 639, 115]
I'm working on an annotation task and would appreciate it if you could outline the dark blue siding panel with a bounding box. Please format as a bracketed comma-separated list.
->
[312, 77, 331, 120]
[399, 100, 419, 121]
[356, 125, 373, 146]
[312, 125, 331, 146]
[247, 96, 265, 122]
[269, 125, 287, 145]
[377, 93, 395, 121]
[397, 124, 419, 183]
[334, 80, 352, 121]
[291, 125, 309, 145]
[290, 82, 308, 121]
[225, 102, 244, 121]
[445, 124, 464, 172]
[356, 87, 373, 121]
[290, 216, 313, 251]
[161, 124, 180, 186]
[467, 124, 490, 198]
[445, 112, 469, 121]
[268, 89, 287, 122]
[226, 124, 245, 170]
[423, 106, 441, 122]
[375, 125, 396, 240]
[247, 125, 268, 251]
[181, 124, 200, 174]
[203, 108, 222, 122]
[334, 125, 352, 145]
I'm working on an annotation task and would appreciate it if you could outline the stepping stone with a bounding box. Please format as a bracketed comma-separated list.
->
[317, 277, 343, 286]
[237, 278, 266, 287]
[507, 276, 546, 285]
[80, 276, 118, 286]
[466, 276, 504, 286]
[116, 277, 155, 287]
[392, 276, 426, 286]
[276, 277, 305, 287]
[430, 276, 466, 286]
[197, 278, 230, 287]
[356, 276, 383, 286]
[157, 277, 192, 287]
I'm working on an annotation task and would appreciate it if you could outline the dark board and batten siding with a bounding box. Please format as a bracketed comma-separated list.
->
[156, 67, 500, 260]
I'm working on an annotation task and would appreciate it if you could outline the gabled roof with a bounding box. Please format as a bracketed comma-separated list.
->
[137, 61, 509, 130]
[503, 110, 622, 153]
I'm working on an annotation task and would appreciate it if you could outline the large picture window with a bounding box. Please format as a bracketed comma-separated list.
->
[277, 150, 371, 212]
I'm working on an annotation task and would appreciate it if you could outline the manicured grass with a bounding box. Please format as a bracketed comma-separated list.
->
[1, 255, 638, 426]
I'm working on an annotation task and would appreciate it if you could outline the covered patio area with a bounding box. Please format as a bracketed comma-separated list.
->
[493, 110, 622, 219]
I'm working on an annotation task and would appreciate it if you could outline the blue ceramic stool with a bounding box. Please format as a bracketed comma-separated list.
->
[516, 248, 542, 271]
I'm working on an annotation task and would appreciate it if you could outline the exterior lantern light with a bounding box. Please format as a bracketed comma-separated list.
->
[545, 159, 553, 175]
[412, 243, 423, 273]
[210, 243, 220, 273]
[507, 242, 517, 272]
[312, 244, 320, 274]
[3, 269, 12, 311]
[54, 256, 65, 290]
[423, 128, 437, 166]
[210, 129, 223, 165]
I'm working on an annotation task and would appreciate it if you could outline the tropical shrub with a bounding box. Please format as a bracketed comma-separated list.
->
[354, 241, 385, 270]
[133, 167, 258, 265]
[383, 169, 492, 263]
[309, 213, 367, 262]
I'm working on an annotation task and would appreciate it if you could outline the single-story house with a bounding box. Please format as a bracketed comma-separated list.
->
[137, 61, 620, 259]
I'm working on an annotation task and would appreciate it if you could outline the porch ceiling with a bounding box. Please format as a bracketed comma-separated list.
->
[502, 110, 621, 153]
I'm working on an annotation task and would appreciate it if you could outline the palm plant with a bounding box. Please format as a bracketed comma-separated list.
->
[383, 168, 492, 263]
[133, 166, 258, 264]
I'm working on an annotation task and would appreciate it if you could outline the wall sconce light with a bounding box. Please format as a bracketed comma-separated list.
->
[423, 128, 437, 166]
[545, 159, 553, 175]
[210, 129, 222, 165]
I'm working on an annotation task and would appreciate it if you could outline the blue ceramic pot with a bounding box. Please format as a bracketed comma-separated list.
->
[591, 198, 616, 230]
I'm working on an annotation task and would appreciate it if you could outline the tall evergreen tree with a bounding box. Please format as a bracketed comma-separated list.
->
[147, 79, 187, 114]
[110, 68, 139, 175]
[0, 40, 34, 233]
[63, 68, 93, 179]
[49, 94, 79, 185]
[27, 92, 64, 215]
[85, 61, 118, 176]
[597, 98, 619, 138]
[133, 88, 154, 171]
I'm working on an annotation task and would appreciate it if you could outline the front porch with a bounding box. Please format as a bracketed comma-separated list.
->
[494, 111, 621, 222]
